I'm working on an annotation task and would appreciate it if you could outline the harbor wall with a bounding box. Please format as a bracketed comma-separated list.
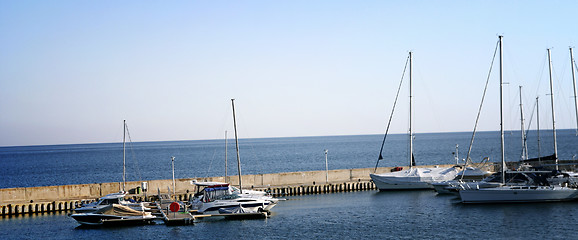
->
[0, 164, 456, 216]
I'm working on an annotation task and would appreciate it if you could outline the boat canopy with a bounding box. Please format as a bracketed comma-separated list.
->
[191, 181, 229, 187]
[94, 204, 146, 216]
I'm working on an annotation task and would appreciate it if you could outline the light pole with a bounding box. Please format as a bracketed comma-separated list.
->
[324, 149, 329, 184]
[171, 156, 176, 200]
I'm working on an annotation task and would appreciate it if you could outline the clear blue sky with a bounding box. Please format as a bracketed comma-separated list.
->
[1, 1, 577, 146]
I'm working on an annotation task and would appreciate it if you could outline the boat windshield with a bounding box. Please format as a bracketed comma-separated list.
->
[98, 197, 122, 205]
[202, 185, 239, 202]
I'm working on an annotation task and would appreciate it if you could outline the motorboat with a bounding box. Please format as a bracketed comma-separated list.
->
[189, 181, 280, 214]
[187, 100, 281, 215]
[70, 204, 155, 226]
[74, 192, 149, 213]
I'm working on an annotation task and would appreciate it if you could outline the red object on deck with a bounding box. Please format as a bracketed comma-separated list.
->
[169, 202, 180, 212]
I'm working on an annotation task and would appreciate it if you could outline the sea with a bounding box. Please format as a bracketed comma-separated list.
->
[1, 130, 578, 239]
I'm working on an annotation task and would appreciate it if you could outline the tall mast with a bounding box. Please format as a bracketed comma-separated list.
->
[231, 99, 243, 193]
[499, 36, 505, 185]
[409, 51, 414, 168]
[225, 130, 228, 183]
[519, 86, 528, 160]
[547, 48, 559, 170]
[536, 97, 542, 165]
[123, 120, 126, 192]
[570, 47, 578, 135]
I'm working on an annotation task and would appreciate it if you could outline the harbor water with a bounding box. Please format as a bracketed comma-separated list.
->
[2, 191, 578, 239]
[1, 130, 578, 239]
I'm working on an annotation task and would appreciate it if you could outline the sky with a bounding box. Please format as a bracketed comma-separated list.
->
[1, 1, 578, 146]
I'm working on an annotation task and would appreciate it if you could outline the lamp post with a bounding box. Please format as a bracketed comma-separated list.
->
[171, 156, 176, 200]
[324, 149, 329, 184]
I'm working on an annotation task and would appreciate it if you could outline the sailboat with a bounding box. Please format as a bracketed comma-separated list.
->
[459, 37, 578, 203]
[570, 47, 578, 135]
[74, 120, 149, 213]
[370, 52, 461, 190]
[188, 100, 281, 214]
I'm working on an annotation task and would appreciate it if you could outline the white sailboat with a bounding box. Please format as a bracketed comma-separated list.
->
[370, 52, 460, 190]
[459, 37, 578, 203]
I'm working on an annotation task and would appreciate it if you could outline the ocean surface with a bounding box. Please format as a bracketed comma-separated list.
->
[1, 130, 578, 239]
[2, 191, 578, 239]
[0, 130, 577, 189]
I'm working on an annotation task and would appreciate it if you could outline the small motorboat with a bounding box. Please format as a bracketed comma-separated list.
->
[74, 192, 149, 213]
[70, 204, 155, 226]
[189, 181, 280, 214]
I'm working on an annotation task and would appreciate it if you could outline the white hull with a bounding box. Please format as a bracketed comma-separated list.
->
[192, 198, 275, 214]
[71, 213, 155, 226]
[370, 167, 459, 191]
[459, 186, 578, 203]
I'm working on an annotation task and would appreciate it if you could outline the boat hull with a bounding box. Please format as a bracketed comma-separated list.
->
[195, 199, 274, 214]
[70, 213, 154, 226]
[459, 186, 578, 203]
[370, 167, 458, 191]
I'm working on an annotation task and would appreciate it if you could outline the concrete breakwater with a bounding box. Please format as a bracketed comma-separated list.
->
[0, 164, 456, 216]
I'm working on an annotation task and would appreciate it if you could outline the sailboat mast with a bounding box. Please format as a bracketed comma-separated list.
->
[231, 99, 243, 193]
[570, 47, 578, 135]
[123, 120, 126, 193]
[225, 131, 228, 183]
[499, 36, 505, 184]
[519, 86, 528, 160]
[536, 97, 542, 165]
[547, 48, 559, 170]
[409, 51, 413, 169]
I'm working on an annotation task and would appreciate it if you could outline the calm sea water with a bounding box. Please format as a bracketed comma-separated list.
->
[1, 131, 578, 239]
[2, 191, 578, 239]
[0, 130, 577, 189]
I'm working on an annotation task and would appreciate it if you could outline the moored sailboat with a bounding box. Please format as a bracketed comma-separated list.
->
[369, 52, 461, 190]
[459, 37, 578, 203]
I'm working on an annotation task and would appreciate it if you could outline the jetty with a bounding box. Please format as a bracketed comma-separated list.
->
[9, 161, 574, 217]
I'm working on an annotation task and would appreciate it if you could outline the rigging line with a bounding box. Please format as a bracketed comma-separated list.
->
[204, 145, 219, 178]
[551, 61, 575, 127]
[373, 54, 410, 172]
[522, 94, 538, 160]
[464, 39, 500, 169]
[533, 54, 548, 100]
[124, 123, 143, 183]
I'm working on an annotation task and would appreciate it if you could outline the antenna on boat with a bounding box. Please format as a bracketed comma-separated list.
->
[231, 99, 243, 194]
[547, 48, 559, 170]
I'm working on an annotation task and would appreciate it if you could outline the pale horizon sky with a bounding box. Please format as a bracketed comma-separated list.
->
[1, 1, 578, 147]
